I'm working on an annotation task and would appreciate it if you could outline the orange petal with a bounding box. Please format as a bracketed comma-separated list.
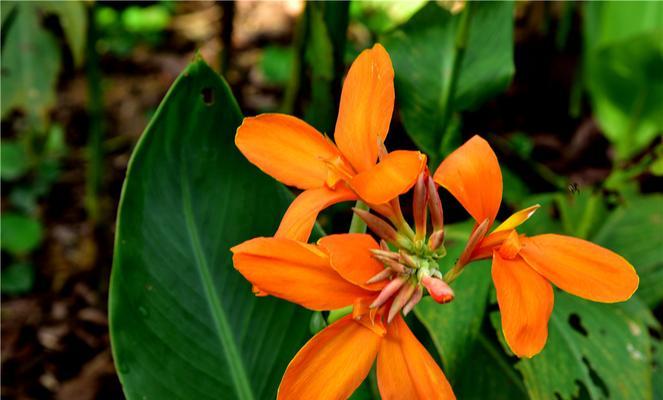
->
[278, 316, 382, 400]
[519, 234, 639, 303]
[377, 315, 455, 400]
[492, 252, 554, 358]
[334, 43, 395, 173]
[275, 186, 357, 242]
[351, 150, 426, 205]
[433, 135, 502, 225]
[318, 234, 387, 291]
[471, 230, 512, 261]
[235, 114, 342, 189]
[231, 238, 372, 310]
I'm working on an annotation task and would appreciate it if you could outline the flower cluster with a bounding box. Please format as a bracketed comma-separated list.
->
[231, 44, 638, 400]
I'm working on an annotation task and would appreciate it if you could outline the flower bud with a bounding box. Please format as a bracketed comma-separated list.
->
[422, 276, 454, 304]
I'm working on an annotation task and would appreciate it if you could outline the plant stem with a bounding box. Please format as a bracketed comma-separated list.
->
[349, 200, 369, 234]
[437, 3, 473, 156]
[85, 2, 103, 223]
[218, 0, 235, 75]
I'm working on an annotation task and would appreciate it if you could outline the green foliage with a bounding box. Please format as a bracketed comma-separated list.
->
[452, 334, 528, 399]
[0, 213, 43, 255]
[383, 2, 515, 159]
[1, 140, 29, 180]
[260, 46, 294, 86]
[1, 2, 61, 125]
[1, 263, 35, 295]
[95, 4, 172, 57]
[583, 2, 663, 160]
[303, 4, 336, 132]
[557, 191, 608, 240]
[593, 195, 663, 308]
[109, 59, 311, 400]
[38, 1, 87, 66]
[493, 294, 654, 400]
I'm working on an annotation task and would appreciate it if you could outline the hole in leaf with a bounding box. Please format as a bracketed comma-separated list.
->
[201, 87, 214, 105]
[568, 313, 588, 336]
[582, 357, 609, 398]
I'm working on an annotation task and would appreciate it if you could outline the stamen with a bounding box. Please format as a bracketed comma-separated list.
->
[388, 283, 416, 323]
[380, 239, 390, 251]
[403, 286, 423, 316]
[371, 276, 406, 308]
[413, 173, 428, 241]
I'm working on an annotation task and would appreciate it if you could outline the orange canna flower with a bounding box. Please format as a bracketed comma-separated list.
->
[231, 233, 455, 400]
[433, 135, 639, 357]
[235, 43, 426, 242]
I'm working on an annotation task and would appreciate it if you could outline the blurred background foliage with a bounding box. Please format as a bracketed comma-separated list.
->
[1, 1, 661, 399]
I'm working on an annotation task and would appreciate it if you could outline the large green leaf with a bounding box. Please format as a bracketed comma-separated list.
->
[452, 334, 527, 400]
[382, 2, 514, 158]
[583, 2, 663, 160]
[592, 195, 663, 308]
[109, 59, 311, 400]
[1, 2, 61, 124]
[414, 222, 492, 380]
[493, 293, 653, 400]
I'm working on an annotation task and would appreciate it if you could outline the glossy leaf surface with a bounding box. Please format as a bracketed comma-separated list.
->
[383, 2, 514, 157]
[109, 59, 311, 400]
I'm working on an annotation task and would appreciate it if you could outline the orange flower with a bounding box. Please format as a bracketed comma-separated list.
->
[235, 44, 426, 242]
[231, 234, 455, 400]
[433, 135, 639, 357]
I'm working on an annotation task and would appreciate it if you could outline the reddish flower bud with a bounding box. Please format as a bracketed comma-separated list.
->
[352, 208, 405, 246]
[427, 177, 444, 231]
[422, 276, 454, 304]
[413, 173, 428, 240]
[388, 283, 417, 322]
[371, 276, 406, 309]
[403, 286, 424, 316]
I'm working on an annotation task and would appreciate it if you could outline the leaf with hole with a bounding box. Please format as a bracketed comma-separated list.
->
[492, 293, 653, 400]
[109, 58, 311, 400]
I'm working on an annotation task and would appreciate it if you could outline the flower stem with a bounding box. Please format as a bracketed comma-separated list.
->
[349, 200, 369, 233]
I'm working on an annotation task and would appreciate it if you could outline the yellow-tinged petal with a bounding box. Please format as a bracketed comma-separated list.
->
[275, 186, 357, 242]
[433, 135, 502, 225]
[278, 316, 382, 400]
[493, 204, 541, 233]
[334, 43, 395, 173]
[519, 234, 639, 303]
[492, 252, 554, 358]
[235, 114, 343, 190]
[231, 238, 372, 310]
[318, 234, 387, 291]
[351, 150, 426, 205]
[377, 315, 455, 400]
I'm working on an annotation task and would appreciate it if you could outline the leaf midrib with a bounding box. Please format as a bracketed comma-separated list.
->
[181, 167, 255, 400]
